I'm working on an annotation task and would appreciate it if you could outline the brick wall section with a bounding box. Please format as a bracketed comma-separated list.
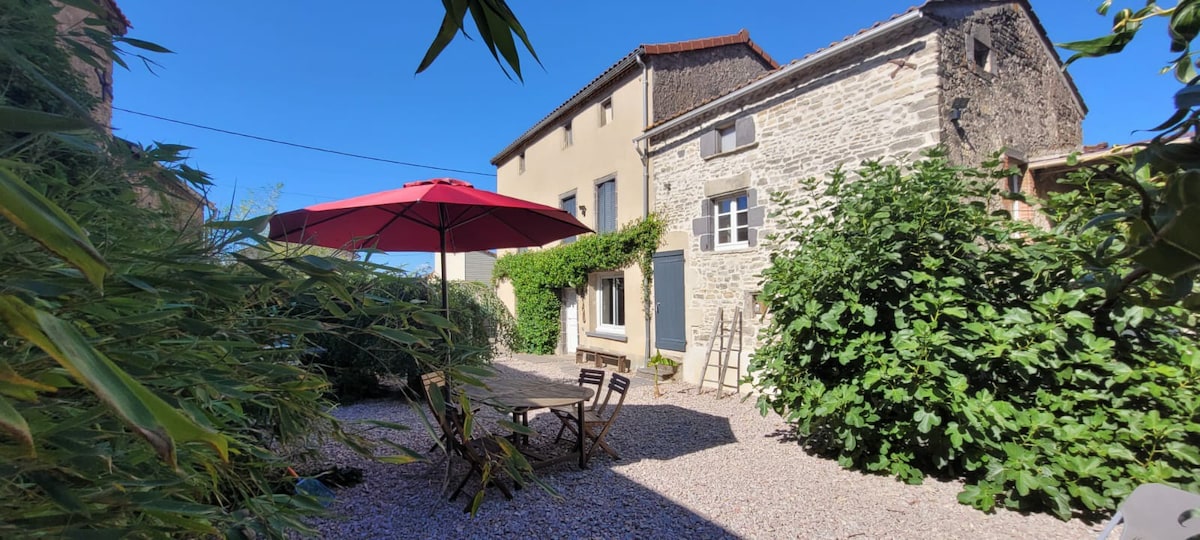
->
[931, 2, 1084, 167]
[650, 44, 775, 124]
[651, 23, 943, 384]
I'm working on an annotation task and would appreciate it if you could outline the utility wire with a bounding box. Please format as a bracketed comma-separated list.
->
[113, 107, 496, 178]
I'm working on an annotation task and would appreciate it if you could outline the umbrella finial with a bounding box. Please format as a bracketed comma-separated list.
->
[404, 178, 474, 188]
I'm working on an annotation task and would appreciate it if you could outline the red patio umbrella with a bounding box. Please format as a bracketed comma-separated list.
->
[268, 178, 592, 313]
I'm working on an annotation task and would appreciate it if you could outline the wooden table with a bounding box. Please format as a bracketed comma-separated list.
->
[464, 376, 594, 469]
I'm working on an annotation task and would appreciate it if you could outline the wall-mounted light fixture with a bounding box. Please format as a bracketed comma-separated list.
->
[949, 97, 970, 125]
[578, 204, 587, 216]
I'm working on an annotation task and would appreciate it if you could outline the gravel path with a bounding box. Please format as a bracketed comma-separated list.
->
[306, 354, 1101, 539]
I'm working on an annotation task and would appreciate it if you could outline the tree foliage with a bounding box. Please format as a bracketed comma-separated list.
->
[750, 150, 1199, 519]
[1057, 1, 1200, 304]
[493, 216, 663, 354]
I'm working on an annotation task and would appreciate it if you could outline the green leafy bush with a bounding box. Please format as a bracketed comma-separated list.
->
[493, 216, 663, 353]
[751, 150, 1199, 519]
[302, 272, 515, 401]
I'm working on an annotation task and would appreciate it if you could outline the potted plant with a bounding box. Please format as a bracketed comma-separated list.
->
[648, 350, 680, 397]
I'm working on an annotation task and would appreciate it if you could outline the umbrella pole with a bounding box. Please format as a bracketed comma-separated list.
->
[439, 228, 451, 370]
[439, 228, 449, 318]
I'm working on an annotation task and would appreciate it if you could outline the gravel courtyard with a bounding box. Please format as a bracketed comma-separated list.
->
[307, 354, 1101, 539]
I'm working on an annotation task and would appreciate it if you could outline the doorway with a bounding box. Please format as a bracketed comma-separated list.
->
[563, 288, 579, 354]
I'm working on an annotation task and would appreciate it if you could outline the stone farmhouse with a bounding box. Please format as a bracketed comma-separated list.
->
[494, 0, 1087, 386]
[53, 0, 211, 230]
[491, 31, 779, 364]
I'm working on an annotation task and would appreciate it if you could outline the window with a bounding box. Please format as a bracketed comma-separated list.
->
[518, 152, 526, 174]
[596, 179, 616, 233]
[563, 121, 573, 147]
[717, 124, 737, 152]
[973, 38, 993, 73]
[597, 275, 625, 332]
[600, 99, 613, 126]
[701, 116, 755, 158]
[714, 193, 749, 248]
[561, 194, 577, 243]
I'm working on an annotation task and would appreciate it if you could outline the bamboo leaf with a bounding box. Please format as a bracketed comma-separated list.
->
[114, 36, 174, 54]
[0, 106, 92, 133]
[0, 166, 109, 290]
[0, 295, 229, 467]
[0, 394, 34, 456]
[415, 0, 469, 75]
[0, 360, 58, 401]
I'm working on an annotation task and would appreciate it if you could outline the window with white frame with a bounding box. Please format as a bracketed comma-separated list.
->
[596, 274, 625, 332]
[714, 193, 749, 247]
[600, 99, 613, 126]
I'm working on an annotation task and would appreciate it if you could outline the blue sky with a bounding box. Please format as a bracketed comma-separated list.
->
[111, 1, 1178, 270]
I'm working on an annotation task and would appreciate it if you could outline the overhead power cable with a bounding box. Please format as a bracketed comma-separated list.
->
[113, 107, 496, 178]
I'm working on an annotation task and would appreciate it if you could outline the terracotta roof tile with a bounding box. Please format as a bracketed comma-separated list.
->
[101, 0, 131, 35]
[640, 29, 779, 69]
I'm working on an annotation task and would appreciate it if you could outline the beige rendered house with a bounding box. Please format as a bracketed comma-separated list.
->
[640, 0, 1086, 386]
[491, 31, 778, 365]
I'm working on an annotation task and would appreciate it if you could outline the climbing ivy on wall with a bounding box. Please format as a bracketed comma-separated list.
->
[493, 216, 664, 354]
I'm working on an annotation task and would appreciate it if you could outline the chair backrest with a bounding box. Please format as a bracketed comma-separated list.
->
[578, 368, 606, 407]
[596, 373, 630, 419]
[421, 371, 447, 408]
[421, 371, 457, 438]
[1096, 483, 1200, 540]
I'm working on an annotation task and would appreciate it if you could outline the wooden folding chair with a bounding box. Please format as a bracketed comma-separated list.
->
[421, 371, 456, 453]
[557, 373, 630, 466]
[551, 368, 606, 443]
[422, 372, 517, 510]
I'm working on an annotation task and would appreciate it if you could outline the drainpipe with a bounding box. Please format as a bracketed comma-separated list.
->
[636, 53, 652, 363]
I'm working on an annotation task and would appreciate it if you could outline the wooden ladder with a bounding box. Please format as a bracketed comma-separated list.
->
[697, 307, 744, 399]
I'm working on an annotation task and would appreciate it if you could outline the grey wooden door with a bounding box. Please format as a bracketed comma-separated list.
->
[653, 250, 686, 351]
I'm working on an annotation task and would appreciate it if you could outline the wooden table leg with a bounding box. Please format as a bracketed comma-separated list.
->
[576, 400, 587, 469]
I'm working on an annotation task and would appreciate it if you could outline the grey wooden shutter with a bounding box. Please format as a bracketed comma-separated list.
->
[698, 199, 714, 251]
[700, 129, 718, 158]
[561, 196, 577, 243]
[747, 188, 762, 247]
[598, 180, 616, 233]
[735, 116, 756, 147]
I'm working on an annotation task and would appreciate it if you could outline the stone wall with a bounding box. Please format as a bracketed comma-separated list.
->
[651, 23, 943, 386]
[931, 2, 1084, 167]
[650, 44, 774, 124]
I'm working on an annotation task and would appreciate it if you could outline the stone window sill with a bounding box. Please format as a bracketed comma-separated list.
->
[703, 141, 759, 161]
[586, 331, 627, 343]
[708, 246, 756, 255]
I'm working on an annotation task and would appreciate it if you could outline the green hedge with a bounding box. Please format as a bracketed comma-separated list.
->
[751, 150, 1199, 519]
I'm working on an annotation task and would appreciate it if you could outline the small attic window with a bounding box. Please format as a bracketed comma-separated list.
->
[967, 25, 995, 77]
[973, 38, 993, 73]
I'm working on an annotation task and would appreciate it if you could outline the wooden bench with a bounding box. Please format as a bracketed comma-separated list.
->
[575, 346, 630, 373]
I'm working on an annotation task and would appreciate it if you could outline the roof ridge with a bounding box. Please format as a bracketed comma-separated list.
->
[489, 30, 780, 165]
[641, 29, 780, 69]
